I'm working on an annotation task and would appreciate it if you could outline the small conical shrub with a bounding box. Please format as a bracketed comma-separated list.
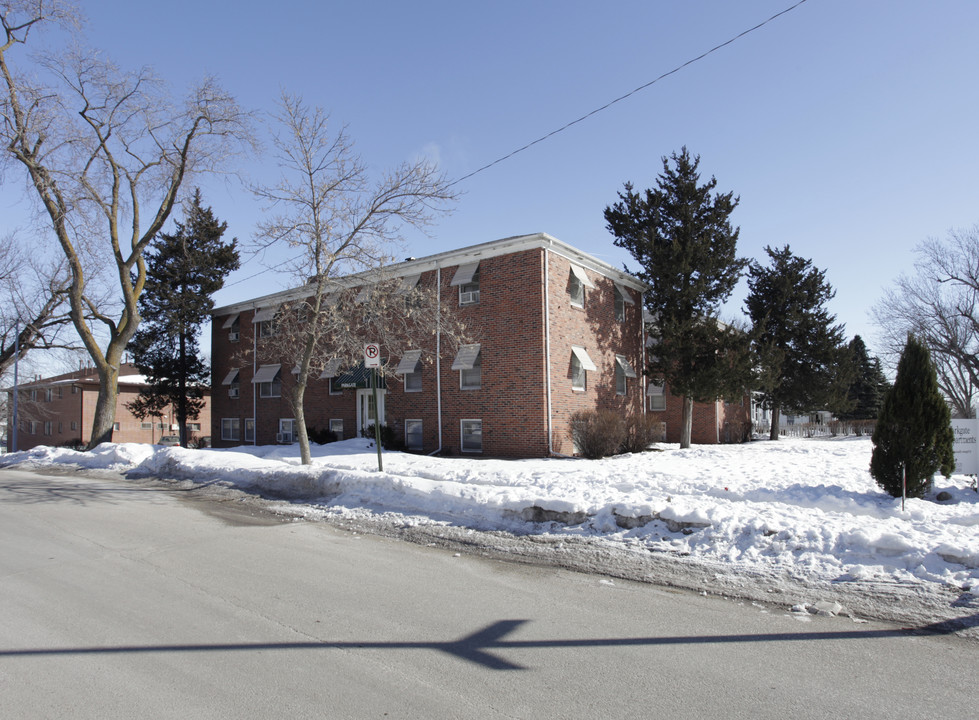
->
[870, 334, 954, 498]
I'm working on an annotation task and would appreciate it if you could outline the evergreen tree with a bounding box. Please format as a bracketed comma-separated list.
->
[126, 190, 240, 447]
[745, 245, 848, 440]
[605, 147, 749, 448]
[870, 334, 954, 498]
[838, 335, 890, 420]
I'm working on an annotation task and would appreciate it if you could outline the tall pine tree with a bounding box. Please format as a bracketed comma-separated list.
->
[838, 335, 890, 421]
[127, 190, 240, 447]
[605, 148, 750, 448]
[745, 245, 848, 440]
[870, 334, 954, 498]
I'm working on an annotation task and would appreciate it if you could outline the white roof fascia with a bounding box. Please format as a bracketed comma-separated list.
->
[213, 233, 647, 317]
[570, 346, 598, 372]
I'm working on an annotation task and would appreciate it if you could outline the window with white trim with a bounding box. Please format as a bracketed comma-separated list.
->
[647, 380, 666, 411]
[244, 418, 255, 443]
[450, 262, 480, 306]
[329, 419, 343, 439]
[253, 364, 282, 398]
[405, 419, 423, 451]
[461, 419, 482, 454]
[570, 346, 597, 392]
[44, 421, 52, 436]
[615, 355, 638, 395]
[396, 350, 423, 392]
[278, 419, 296, 444]
[452, 344, 482, 390]
[568, 263, 595, 308]
[222, 418, 240, 441]
[141, 422, 153, 430]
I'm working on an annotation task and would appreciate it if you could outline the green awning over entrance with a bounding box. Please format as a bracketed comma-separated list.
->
[335, 362, 387, 389]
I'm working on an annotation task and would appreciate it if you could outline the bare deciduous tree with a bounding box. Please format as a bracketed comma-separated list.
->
[251, 92, 464, 464]
[873, 225, 979, 418]
[1, 1, 251, 447]
[0, 230, 75, 377]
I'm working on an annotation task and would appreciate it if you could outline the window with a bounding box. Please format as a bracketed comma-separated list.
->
[186, 423, 201, 432]
[613, 282, 635, 322]
[253, 364, 282, 398]
[141, 422, 153, 430]
[223, 313, 241, 341]
[570, 346, 597, 391]
[396, 350, 423, 392]
[320, 358, 344, 395]
[29, 421, 38, 434]
[45, 388, 53, 402]
[57, 387, 63, 399]
[450, 262, 480, 306]
[221, 418, 240, 441]
[244, 418, 255, 443]
[452, 344, 482, 390]
[615, 355, 638, 395]
[329, 377, 344, 395]
[44, 421, 52, 436]
[647, 380, 666, 411]
[329, 419, 343, 439]
[253, 306, 278, 338]
[461, 419, 482, 454]
[72, 385, 79, 394]
[568, 263, 595, 307]
[29, 389, 37, 402]
[405, 419, 423, 450]
[113, 422, 120, 431]
[71, 421, 78, 431]
[278, 419, 296, 444]
[58, 422, 63, 433]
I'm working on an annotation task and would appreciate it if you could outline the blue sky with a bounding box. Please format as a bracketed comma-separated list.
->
[17, 1, 979, 358]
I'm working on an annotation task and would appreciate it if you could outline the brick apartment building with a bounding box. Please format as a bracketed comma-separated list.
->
[211, 233, 749, 457]
[4, 363, 212, 452]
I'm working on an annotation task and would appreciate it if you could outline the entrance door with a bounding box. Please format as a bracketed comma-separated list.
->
[357, 389, 385, 433]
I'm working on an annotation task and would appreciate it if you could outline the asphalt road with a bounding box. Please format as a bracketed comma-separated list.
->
[1, 465, 976, 719]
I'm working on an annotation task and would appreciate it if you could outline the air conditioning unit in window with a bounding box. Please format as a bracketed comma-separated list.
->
[229, 331, 240, 342]
[460, 290, 480, 305]
[276, 433, 294, 444]
[228, 387, 239, 398]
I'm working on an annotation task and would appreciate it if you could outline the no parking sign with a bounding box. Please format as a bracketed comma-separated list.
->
[364, 343, 380, 368]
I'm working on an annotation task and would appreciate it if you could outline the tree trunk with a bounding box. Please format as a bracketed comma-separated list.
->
[178, 330, 188, 447]
[680, 395, 694, 449]
[769, 405, 781, 441]
[294, 382, 311, 465]
[88, 363, 120, 448]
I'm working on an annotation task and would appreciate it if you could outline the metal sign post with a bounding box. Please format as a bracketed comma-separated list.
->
[364, 344, 383, 472]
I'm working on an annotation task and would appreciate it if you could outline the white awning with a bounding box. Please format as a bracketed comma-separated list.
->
[451, 344, 481, 370]
[570, 346, 597, 372]
[569, 263, 596, 289]
[399, 274, 421, 294]
[221, 369, 240, 385]
[614, 283, 636, 305]
[616, 355, 638, 378]
[354, 286, 370, 304]
[319, 358, 343, 379]
[221, 313, 240, 329]
[252, 306, 277, 323]
[450, 262, 479, 286]
[252, 364, 281, 384]
[396, 349, 423, 374]
[646, 380, 665, 396]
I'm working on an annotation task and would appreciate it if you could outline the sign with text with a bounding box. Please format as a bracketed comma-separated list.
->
[363, 343, 381, 369]
[951, 419, 979, 475]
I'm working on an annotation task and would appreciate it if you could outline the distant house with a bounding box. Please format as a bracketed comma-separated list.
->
[210, 233, 748, 457]
[4, 363, 212, 452]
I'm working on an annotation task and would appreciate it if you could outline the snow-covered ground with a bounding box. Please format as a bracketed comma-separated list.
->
[5, 436, 979, 626]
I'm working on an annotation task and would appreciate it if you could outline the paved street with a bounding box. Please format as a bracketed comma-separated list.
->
[1, 466, 976, 719]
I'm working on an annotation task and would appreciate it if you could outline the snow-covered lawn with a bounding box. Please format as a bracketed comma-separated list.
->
[4, 436, 979, 596]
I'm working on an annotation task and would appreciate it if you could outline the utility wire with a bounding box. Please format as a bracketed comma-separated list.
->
[223, 0, 810, 290]
[450, 0, 811, 186]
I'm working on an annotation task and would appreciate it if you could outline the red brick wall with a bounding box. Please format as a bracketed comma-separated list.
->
[546, 252, 645, 455]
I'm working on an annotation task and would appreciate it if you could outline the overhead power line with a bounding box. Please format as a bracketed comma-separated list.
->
[223, 0, 810, 290]
[450, 0, 811, 186]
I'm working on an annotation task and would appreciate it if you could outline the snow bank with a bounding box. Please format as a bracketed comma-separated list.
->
[5, 436, 979, 594]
